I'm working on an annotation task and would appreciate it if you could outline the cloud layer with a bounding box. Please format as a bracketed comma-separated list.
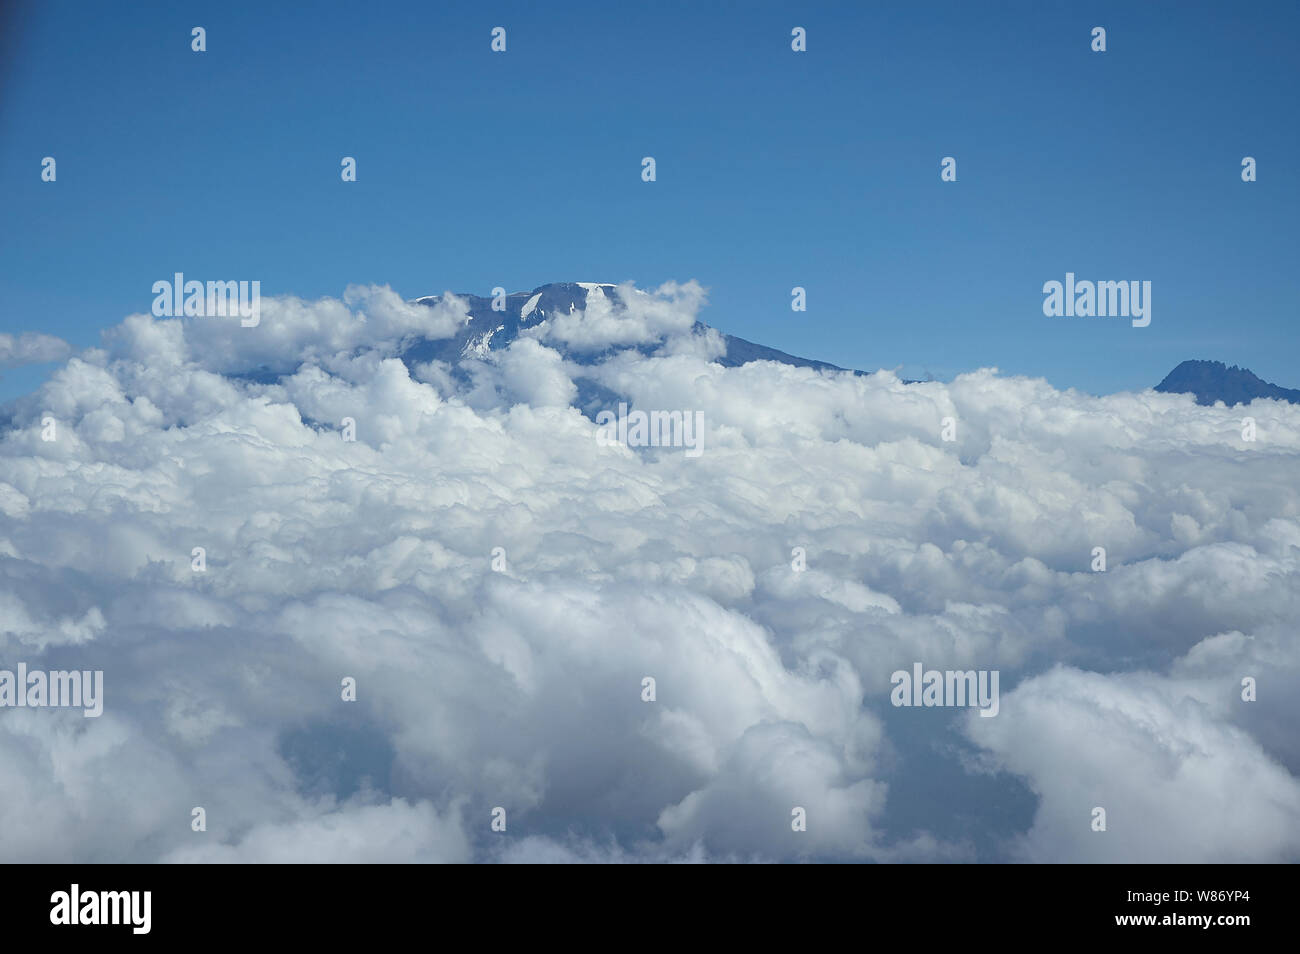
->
[1, 282, 1296, 862]
[0, 331, 71, 369]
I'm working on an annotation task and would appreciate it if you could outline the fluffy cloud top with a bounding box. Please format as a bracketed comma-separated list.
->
[0, 281, 1296, 862]
[522, 281, 706, 353]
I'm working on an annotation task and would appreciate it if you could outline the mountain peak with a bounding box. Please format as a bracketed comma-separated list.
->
[407, 281, 850, 375]
[1155, 359, 1300, 406]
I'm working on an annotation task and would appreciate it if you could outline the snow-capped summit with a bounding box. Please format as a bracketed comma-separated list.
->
[402, 281, 856, 420]
[406, 281, 847, 373]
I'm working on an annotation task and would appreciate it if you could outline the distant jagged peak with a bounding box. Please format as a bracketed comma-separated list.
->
[1155, 359, 1300, 407]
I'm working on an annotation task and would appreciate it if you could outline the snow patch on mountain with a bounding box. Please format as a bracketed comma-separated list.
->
[461, 325, 504, 359]
[520, 293, 542, 320]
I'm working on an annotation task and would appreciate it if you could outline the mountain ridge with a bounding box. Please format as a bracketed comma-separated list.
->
[409, 281, 851, 374]
[1154, 359, 1300, 407]
[410, 283, 1300, 407]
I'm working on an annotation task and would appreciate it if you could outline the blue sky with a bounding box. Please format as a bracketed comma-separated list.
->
[1, 0, 1296, 400]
